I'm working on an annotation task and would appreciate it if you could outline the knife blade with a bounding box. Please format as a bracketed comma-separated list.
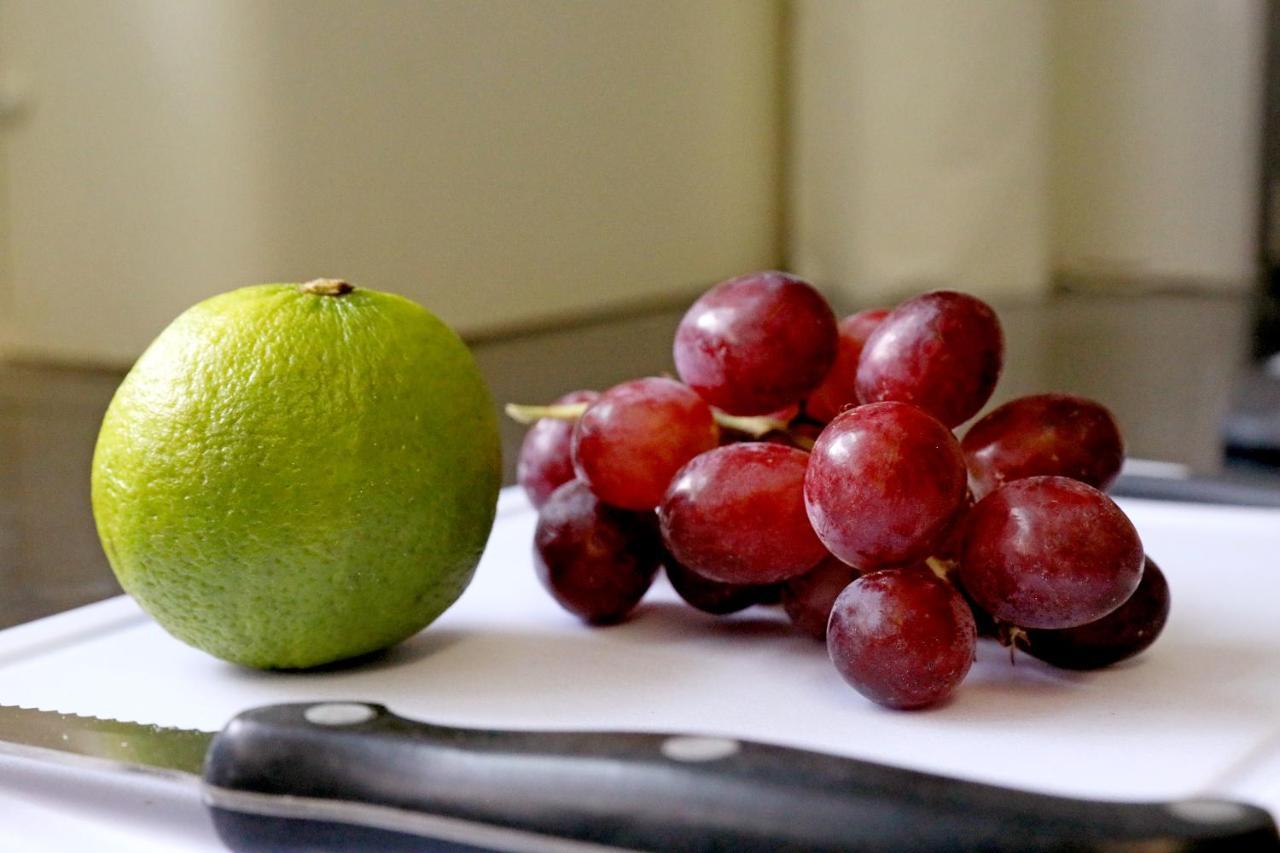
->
[0, 701, 1275, 852]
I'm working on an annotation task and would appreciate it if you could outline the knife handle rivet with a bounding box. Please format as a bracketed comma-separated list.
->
[661, 736, 740, 763]
[1166, 800, 1251, 825]
[303, 703, 377, 727]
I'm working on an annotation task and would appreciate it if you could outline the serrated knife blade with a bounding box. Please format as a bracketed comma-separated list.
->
[0, 701, 1276, 852]
[0, 703, 209, 781]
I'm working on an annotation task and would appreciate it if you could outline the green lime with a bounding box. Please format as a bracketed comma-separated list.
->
[91, 279, 500, 669]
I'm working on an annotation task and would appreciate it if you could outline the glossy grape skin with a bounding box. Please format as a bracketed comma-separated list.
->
[664, 554, 780, 615]
[659, 443, 827, 584]
[855, 290, 1004, 428]
[805, 308, 890, 423]
[516, 390, 599, 508]
[673, 271, 838, 416]
[827, 566, 977, 709]
[804, 402, 968, 569]
[781, 555, 862, 640]
[533, 480, 660, 624]
[572, 377, 719, 510]
[958, 476, 1144, 630]
[1021, 558, 1169, 670]
[962, 393, 1124, 499]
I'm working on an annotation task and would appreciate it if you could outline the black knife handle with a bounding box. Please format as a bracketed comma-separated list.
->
[202, 702, 1279, 853]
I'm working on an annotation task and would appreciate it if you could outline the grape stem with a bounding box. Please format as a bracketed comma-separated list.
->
[505, 401, 796, 441]
[995, 623, 1030, 665]
[713, 411, 794, 439]
[924, 556, 957, 581]
[504, 402, 589, 424]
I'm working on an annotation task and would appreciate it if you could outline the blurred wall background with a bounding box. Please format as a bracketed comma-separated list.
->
[0, 0, 1268, 364]
[789, 0, 1265, 303]
[0, 0, 784, 364]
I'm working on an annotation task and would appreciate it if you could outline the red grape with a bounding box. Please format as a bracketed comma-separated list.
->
[664, 554, 779, 615]
[804, 402, 967, 569]
[958, 476, 1144, 629]
[1019, 557, 1169, 669]
[781, 555, 862, 640]
[855, 290, 1004, 428]
[516, 390, 599, 508]
[827, 566, 977, 709]
[572, 377, 719, 510]
[805, 308, 890, 423]
[533, 480, 660, 624]
[659, 443, 827, 584]
[961, 393, 1125, 499]
[512, 277, 1169, 710]
[673, 271, 838, 416]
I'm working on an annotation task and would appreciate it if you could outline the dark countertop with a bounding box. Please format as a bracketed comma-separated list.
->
[2, 289, 1277, 631]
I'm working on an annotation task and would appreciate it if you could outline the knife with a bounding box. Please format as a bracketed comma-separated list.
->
[0, 701, 1275, 852]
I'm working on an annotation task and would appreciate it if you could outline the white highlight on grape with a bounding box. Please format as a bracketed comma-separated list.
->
[661, 735, 740, 763]
[304, 703, 377, 726]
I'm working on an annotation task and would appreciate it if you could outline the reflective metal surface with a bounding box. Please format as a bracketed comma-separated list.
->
[0, 703, 210, 780]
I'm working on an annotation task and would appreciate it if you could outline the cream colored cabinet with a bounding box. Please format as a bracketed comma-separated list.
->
[0, 1, 783, 363]
[0, 0, 1266, 365]
[787, 0, 1264, 305]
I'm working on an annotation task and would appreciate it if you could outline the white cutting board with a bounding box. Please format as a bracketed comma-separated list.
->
[1, 488, 1279, 851]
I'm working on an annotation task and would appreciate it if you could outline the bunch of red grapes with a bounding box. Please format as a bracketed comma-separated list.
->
[512, 271, 1170, 710]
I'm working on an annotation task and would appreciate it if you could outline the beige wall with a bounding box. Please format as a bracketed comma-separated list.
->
[1051, 0, 1266, 289]
[0, 0, 783, 364]
[787, 0, 1265, 306]
[0, 0, 1267, 365]
[787, 0, 1052, 306]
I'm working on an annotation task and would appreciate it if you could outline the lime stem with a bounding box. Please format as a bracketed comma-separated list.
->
[301, 278, 354, 296]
